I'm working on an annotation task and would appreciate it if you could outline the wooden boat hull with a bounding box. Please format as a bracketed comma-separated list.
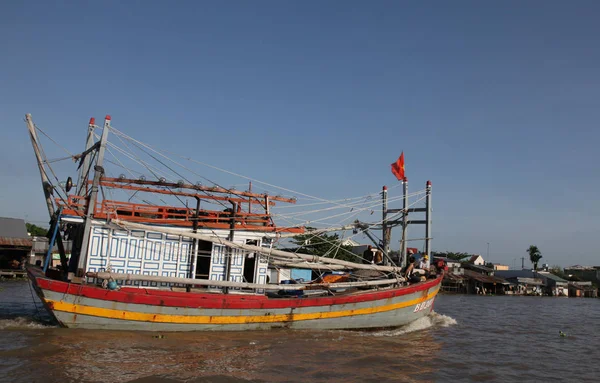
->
[29, 268, 441, 331]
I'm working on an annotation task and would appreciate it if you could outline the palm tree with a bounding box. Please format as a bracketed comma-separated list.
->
[527, 245, 543, 271]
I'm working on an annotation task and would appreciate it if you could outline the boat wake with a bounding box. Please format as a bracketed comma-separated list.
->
[0, 316, 55, 330]
[369, 311, 457, 337]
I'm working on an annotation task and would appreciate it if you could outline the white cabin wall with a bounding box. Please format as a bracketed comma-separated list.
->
[84, 221, 279, 291]
[85, 225, 195, 288]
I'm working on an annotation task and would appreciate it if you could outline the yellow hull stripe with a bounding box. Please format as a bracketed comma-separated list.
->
[47, 287, 439, 325]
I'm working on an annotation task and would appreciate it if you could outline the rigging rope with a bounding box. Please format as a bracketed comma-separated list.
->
[88, 123, 428, 264]
[34, 123, 75, 157]
[107, 128, 238, 212]
[108, 125, 405, 211]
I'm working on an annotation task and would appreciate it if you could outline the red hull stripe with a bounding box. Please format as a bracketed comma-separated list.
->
[32, 270, 441, 310]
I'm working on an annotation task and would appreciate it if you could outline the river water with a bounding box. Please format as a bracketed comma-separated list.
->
[0, 280, 598, 383]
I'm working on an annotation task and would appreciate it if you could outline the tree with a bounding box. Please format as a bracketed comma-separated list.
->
[431, 251, 473, 262]
[527, 245, 543, 271]
[290, 230, 357, 262]
[26, 223, 48, 237]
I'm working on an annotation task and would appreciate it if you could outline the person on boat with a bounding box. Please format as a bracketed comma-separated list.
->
[404, 256, 421, 284]
[416, 254, 430, 279]
[418, 254, 429, 270]
[363, 245, 374, 264]
[373, 248, 384, 265]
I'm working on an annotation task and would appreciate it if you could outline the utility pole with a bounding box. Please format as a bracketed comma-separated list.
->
[487, 242, 490, 262]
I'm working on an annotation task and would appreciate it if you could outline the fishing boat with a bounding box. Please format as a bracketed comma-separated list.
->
[25, 114, 444, 331]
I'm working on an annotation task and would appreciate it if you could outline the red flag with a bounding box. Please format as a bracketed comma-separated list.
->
[391, 152, 405, 181]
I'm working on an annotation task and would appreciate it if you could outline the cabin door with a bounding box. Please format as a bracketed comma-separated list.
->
[194, 240, 212, 280]
[253, 238, 272, 293]
[243, 239, 258, 283]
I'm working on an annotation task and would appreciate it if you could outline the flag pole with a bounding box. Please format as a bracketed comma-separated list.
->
[401, 177, 408, 268]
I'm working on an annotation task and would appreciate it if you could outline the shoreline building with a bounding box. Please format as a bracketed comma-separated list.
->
[495, 270, 569, 296]
[0, 217, 32, 271]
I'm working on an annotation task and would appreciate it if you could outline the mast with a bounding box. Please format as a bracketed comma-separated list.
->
[25, 114, 55, 218]
[223, 202, 237, 294]
[26, 114, 70, 276]
[248, 181, 252, 214]
[78, 117, 96, 196]
[75, 115, 111, 276]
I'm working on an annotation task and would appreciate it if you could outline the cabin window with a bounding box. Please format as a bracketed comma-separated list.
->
[261, 237, 272, 248]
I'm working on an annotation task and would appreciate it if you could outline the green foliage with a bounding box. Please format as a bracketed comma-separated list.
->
[290, 229, 357, 262]
[527, 245, 543, 271]
[26, 223, 48, 237]
[431, 251, 473, 261]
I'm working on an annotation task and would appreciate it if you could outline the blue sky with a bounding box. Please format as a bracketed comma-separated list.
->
[1, 1, 598, 267]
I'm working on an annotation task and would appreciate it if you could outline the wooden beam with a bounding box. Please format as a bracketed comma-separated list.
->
[99, 182, 274, 205]
[87, 271, 402, 290]
[100, 177, 296, 203]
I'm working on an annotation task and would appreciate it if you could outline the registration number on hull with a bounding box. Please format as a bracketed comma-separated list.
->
[413, 298, 433, 313]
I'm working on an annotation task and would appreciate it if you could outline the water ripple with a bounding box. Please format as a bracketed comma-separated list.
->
[1, 282, 600, 382]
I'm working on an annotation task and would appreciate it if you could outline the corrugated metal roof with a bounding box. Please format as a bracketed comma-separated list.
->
[0, 237, 33, 248]
[463, 269, 508, 284]
[465, 263, 494, 273]
[444, 272, 467, 282]
[565, 265, 600, 271]
[495, 270, 536, 279]
[0, 217, 29, 238]
[495, 270, 568, 283]
[510, 277, 544, 286]
[538, 272, 568, 283]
